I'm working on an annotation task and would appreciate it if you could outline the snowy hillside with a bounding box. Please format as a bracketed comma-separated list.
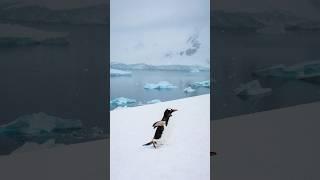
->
[111, 94, 210, 180]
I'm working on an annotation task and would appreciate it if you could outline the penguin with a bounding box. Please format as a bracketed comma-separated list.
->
[143, 108, 177, 148]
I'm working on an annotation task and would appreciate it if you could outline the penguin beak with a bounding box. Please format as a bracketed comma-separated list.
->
[172, 109, 178, 112]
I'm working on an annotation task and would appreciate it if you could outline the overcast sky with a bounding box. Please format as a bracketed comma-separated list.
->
[111, 0, 210, 66]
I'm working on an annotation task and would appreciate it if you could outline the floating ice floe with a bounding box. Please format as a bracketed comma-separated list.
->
[110, 97, 137, 107]
[147, 99, 162, 104]
[144, 81, 177, 90]
[0, 112, 82, 136]
[253, 64, 298, 79]
[110, 68, 132, 77]
[184, 87, 196, 93]
[191, 80, 210, 88]
[190, 68, 200, 73]
[253, 61, 320, 82]
[234, 80, 272, 98]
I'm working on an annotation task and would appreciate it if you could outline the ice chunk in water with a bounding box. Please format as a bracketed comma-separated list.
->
[110, 68, 132, 77]
[147, 99, 162, 104]
[0, 112, 82, 136]
[144, 81, 177, 90]
[184, 87, 196, 93]
[234, 80, 272, 98]
[191, 80, 210, 88]
[110, 97, 137, 107]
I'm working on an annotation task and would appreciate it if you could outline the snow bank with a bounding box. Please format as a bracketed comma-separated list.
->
[111, 95, 210, 180]
[144, 81, 177, 90]
[0, 139, 108, 180]
[110, 68, 132, 77]
[212, 101, 320, 179]
[12, 139, 65, 154]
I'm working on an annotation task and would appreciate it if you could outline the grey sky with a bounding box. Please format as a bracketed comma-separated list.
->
[111, 0, 210, 66]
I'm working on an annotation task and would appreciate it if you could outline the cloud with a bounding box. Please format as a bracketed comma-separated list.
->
[110, 0, 210, 65]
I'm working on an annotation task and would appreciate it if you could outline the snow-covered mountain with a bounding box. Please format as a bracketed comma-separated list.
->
[110, 62, 210, 71]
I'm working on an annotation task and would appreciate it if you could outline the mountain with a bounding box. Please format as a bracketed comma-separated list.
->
[110, 62, 210, 71]
[212, 10, 309, 32]
[0, 2, 108, 25]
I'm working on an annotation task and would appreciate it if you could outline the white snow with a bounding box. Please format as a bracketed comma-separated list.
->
[12, 139, 65, 154]
[184, 86, 196, 93]
[234, 80, 272, 97]
[110, 97, 136, 107]
[212, 101, 320, 180]
[0, 139, 108, 180]
[111, 94, 210, 180]
[144, 81, 178, 90]
[110, 68, 132, 77]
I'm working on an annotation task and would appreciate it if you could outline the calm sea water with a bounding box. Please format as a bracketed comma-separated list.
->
[110, 70, 210, 110]
[0, 24, 108, 154]
[213, 30, 320, 120]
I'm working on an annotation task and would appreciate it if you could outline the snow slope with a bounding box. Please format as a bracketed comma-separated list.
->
[0, 139, 108, 180]
[212, 101, 320, 180]
[111, 94, 210, 180]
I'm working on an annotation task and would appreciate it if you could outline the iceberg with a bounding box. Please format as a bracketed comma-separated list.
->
[191, 80, 210, 88]
[183, 87, 196, 93]
[234, 80, 272, 98]
[147, 99, 162, 104]
[254, 61, 320, 82]
[0, 112, 82, 136]
[144, 81, 177, 90]
[110, 97, 137, 107]
[110, 68, 132, 77]
[190, 68, 200, 73]
[252, 64, 296, 79]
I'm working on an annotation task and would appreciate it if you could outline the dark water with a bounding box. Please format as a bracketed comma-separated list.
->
[0, 24, 108, 154]
[0, 24, 107, 127]
[110, 70, 210, 110]
[213, 30, 320, 120]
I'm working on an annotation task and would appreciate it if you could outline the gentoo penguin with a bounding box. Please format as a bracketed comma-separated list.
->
[143, 108, 177, 148]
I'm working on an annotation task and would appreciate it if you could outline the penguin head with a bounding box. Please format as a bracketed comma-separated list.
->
[164, 108, 178, 117]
